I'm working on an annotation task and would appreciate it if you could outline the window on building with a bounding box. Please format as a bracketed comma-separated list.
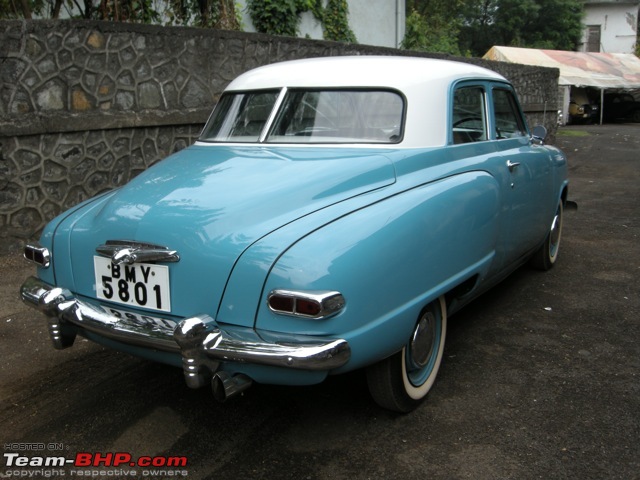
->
[586, 25, 601, 52]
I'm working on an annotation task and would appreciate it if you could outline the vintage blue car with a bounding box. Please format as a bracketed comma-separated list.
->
[21, 56, 568, 412]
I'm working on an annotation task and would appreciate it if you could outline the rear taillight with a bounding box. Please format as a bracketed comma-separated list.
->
[24, 243, 50, 267]
[268, 290, 345, 319]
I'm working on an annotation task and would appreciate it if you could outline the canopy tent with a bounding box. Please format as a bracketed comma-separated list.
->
[484, 46, 640, 89]
[484, 46, 640, 124]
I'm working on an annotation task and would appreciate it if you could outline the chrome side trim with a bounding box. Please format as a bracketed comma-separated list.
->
[20, 277, 351, 387]
[258, 86, 288, 143]
[24, 243, 51, 268]
[95, 240, 180, 265]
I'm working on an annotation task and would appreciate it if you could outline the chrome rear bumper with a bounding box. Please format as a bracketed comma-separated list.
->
[20, 276, 351, 389]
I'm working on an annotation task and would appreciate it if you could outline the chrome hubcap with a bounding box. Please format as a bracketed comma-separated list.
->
[410, 312, 436, 368]
[549, 205, 562, 256]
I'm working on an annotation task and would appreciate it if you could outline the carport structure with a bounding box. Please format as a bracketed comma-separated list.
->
[484, 46, 640, 124]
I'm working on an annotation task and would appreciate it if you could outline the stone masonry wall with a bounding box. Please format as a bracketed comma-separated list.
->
[0, 20, 560, 254]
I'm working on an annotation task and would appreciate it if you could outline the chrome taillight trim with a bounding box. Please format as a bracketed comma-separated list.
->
[268, 289, 345, 319]
[24, 243, 51, 268]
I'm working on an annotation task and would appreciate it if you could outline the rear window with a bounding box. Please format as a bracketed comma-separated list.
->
[199, 88, 404, 144]
[200, 90, 279, 142]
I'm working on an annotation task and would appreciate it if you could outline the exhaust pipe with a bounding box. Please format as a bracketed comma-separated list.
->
[211, 372, 253, 402]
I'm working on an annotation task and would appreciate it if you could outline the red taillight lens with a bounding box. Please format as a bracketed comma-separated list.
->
[268, 295, 294, 313]
[295, 298, 322, 317]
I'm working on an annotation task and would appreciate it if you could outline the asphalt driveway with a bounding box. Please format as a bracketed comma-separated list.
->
[0, 123, 638, 480]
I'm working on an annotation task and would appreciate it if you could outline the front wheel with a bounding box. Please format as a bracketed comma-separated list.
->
[530, 199, 564, 271]
[366, 297, 447, 413]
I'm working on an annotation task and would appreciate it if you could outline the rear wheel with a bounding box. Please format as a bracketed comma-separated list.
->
[366, 297, 447, 413]
[530, 199, 563, 271]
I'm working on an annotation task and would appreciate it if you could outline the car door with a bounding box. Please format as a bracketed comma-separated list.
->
[490, 85, 554, 267]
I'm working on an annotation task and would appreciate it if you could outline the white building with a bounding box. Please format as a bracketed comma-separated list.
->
[236, 0, 405, 48]
[579, 0, 640, 53]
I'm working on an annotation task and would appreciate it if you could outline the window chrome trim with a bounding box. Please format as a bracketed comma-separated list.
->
[491, 85, 529, 140]
[450, 83, 490, 145]
[258, 87, 287, 143]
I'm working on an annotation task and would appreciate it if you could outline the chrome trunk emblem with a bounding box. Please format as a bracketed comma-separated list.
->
[96, 240, 180, 265]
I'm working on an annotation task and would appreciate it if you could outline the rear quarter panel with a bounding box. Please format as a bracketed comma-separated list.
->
[256, 171, 501, 372]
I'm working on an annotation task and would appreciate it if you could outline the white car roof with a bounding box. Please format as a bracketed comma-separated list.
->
[226, 56, 505, 91]
[223, 56, 509, 148]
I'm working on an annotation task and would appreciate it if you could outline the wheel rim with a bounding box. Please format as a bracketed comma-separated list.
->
[405, 307, 442, 387]
[548, 202, 563, 260]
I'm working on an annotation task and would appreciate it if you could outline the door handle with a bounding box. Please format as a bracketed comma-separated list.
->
[506, 160, 521, 172]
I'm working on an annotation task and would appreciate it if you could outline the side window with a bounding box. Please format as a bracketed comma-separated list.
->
[452, 86, 487, 144]
[493, 89, 527, 139]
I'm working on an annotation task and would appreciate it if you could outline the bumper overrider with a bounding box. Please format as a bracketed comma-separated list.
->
[20, 276, 351, 400]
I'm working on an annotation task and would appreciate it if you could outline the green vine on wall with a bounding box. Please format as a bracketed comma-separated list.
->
[247, 0, 356, 43]
[314, 0, 356, 43]
[246, 0, 309, 37]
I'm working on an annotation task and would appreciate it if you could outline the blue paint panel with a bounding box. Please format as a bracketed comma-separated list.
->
[257, 171, 501, 370]
[52, 145, 395, 320]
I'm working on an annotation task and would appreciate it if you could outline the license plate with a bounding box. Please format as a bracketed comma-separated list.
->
[94, 256, 171, 312]
[105, 306, 177, 335]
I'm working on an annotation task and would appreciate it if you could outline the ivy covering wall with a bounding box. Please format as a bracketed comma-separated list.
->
[247, 0, 356, 42]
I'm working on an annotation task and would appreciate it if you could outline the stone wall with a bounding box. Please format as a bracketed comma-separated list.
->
[0, 20, 560, 254]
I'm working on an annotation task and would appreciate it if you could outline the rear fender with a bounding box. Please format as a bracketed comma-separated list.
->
[38, 190, 117, 288]
[257, 171, 501, 371]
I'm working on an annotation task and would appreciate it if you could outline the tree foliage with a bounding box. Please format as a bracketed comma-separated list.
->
[0, 0, 242, 28]
[636, 12, 640, 57]
[93, 0, 160, 23]
[0, 0, 356, 43]
[402, 2, 463, 55]
[1, 0, 586, 56]
[165, 0, 241, 28]
[402, 0, 584, 57]
[317, 0, 356, 43]
[246, 0, 310, 37]
[458, 0, 584, 57]
[246, 0, 356, 42]
[0, 0, 66, 19]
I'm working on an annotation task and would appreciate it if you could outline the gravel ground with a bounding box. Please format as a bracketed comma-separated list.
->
[0, 123, 638, 480]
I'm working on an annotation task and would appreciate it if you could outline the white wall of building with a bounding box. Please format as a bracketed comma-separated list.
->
[579, 1, 639, 53]
[237, 0, 405, 48]
[348, 0, 405, 48]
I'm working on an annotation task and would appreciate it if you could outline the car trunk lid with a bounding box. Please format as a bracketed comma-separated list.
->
[61, 145, 396, 322]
